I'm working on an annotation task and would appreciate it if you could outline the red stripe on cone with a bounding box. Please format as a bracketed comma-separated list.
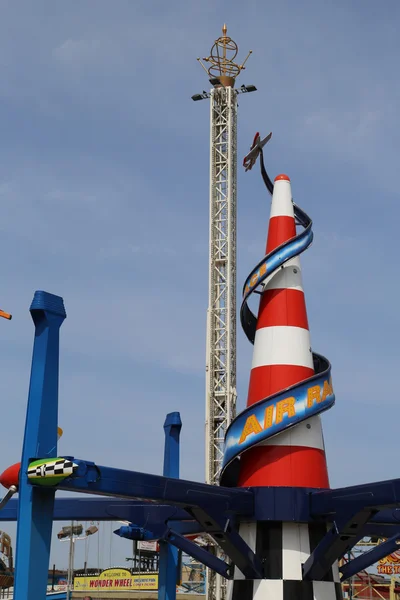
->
[247, 364, 315, 406]
[256, 289, 309, 331]
[238, 175, 329, 489]
[238, 446, 329, 488]
[266, 216, 296, 254]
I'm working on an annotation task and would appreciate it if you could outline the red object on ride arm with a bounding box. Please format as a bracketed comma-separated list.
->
[0, 463, 20, 489]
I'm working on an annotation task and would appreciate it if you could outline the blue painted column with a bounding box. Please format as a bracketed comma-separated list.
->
[14, 291, 66, 600]
[158, 412, 182, 600]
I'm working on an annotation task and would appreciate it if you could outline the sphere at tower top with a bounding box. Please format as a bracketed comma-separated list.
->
[209, 26, 240, 83]
[197, 24, 253, 89]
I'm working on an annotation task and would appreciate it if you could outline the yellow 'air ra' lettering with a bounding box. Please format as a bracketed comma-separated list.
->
[239, 397, 296, 445]
[306, 379, 333, 408]
[238, 379, 333, 446]
[245, 262, 267, 295]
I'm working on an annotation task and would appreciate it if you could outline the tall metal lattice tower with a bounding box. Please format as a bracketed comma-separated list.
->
[192, 25, 256, 600]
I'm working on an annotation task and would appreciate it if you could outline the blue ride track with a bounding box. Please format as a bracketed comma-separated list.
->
[221, 141, 334, 486]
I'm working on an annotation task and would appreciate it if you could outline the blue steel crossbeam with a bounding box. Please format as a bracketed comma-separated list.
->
[4, 493, 400, 545]
[114, 522, 233, 578]
[340, 533, 400, 581]
[0, 497, 196, 523]
[5, 491, 400, 526]
[5, 490, 400, 539]
[302, 479, 400, 581]
[302, 509, 374, 581]
[186, 505, 264, 578]
[310, 479, 400, 516]
[115, 520, 202, 539]
[370, 508, 400, 524]
[52, 458, 253, 515]
[164, 529, 233, 579]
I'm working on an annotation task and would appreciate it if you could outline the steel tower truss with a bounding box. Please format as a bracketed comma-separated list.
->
[205, 85, 237, 490]
[205, 85, 237, 600]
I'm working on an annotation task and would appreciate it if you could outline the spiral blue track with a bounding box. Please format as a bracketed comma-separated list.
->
[220, 146, 335, 487]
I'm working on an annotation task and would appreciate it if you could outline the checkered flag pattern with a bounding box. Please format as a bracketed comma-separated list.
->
[27, 459, 77, 479]
[227, 521, 343, 600]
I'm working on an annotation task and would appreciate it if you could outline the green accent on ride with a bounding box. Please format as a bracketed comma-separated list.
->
[28, 457, 62, 469]
[27, 457, 78, 487]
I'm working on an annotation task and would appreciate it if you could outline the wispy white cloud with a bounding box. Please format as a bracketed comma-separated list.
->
[303, 108, 383, 153]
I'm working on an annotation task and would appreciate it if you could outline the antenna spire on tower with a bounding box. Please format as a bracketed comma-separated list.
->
[197, 24, 252, 87]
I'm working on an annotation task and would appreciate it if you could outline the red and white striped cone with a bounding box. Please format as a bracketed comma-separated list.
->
[238, 174, 329, 489]
[228, 175, 341, 600]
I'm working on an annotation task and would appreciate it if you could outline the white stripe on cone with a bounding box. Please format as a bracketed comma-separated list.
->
[262, 257, 304, 292]
[251, 326, 313, 369]
[270, 179, 293, 217]
[259, 416, 325, 450]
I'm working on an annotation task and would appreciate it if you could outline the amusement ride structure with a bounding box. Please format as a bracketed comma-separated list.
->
[2, 23, 400, 600]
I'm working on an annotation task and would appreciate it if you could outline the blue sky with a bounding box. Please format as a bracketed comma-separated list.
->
[0, 0, 399, 571]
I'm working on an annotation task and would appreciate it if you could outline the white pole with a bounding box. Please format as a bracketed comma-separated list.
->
[66, 521, 73, 600]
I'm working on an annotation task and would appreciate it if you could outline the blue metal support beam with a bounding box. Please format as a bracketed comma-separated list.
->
[14, 291, 66, 600]
[302, 509, 374, 581]
[0, 497, 195, 524]
[361, 524, 400, 539]
[340, 533, 400, 581]
[163, 529, 232, 580]
[370, 508, 400, 525]
[7, 483, 400, 528]
[7, 489, 400, 547]
[302, 479, 400, 580]
[51, 460, 254, 515]
[186, 507, 263, 579]
[4, 486, 312, 524]
[310, 478, 400, 517]
[114, 520, 202, 540]
[158, 412, 182, 600]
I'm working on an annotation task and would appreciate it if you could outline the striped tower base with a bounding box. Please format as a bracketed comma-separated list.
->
[227, 521, 343, 600]
[230, 175, 339, 598]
